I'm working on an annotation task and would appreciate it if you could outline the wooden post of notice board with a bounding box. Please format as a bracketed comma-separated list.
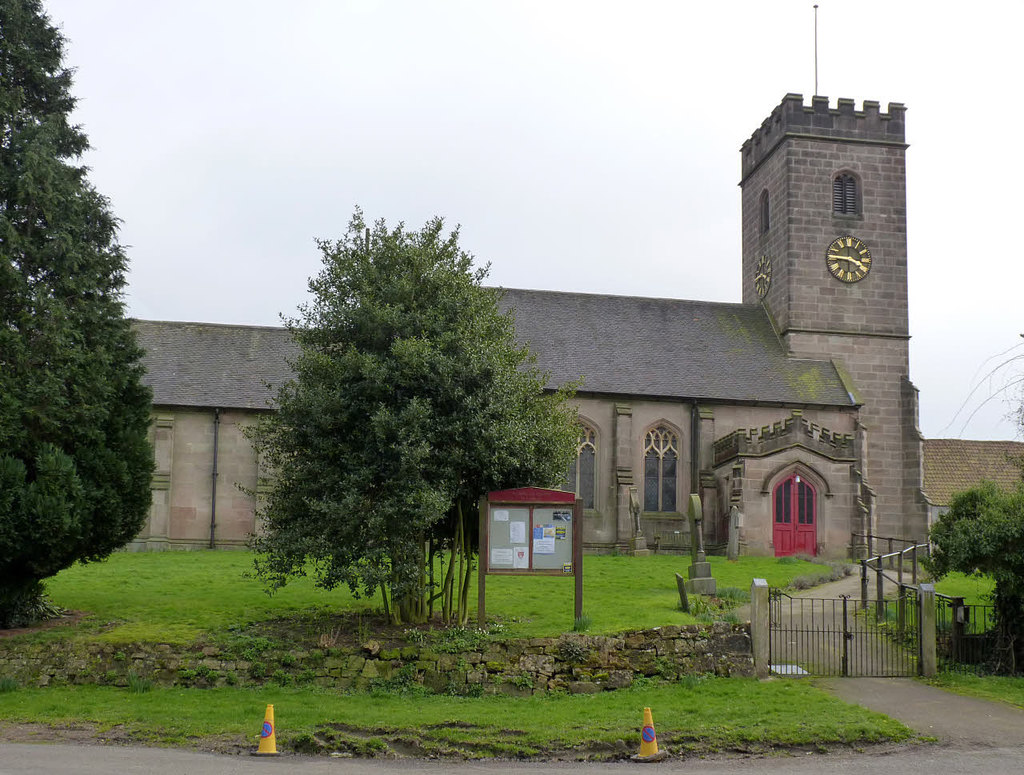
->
[573, 496, 583, 622]
[478, 496, 488, 629]
[477, 488, 583, 630]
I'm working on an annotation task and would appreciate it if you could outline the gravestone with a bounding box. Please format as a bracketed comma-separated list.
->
[726, 505, 742, 560]
[685, 493, 717, 595]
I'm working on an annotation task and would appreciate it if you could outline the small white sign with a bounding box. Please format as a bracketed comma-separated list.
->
[513, 547, 529, 569]
[493, 509, 509, 522]
[490, 547, 513, 566]
[533, 537, 556, 555]
[509, 521, 526, 545]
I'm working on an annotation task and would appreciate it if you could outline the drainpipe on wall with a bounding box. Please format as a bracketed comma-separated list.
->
[690, 404, 700, 497]
[210, 408, 220, 549]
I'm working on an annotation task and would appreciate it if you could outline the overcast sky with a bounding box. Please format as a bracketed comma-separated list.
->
[44, 0, 1024, 441]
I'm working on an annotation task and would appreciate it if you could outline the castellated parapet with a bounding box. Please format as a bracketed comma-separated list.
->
[740, 94, 906, 180]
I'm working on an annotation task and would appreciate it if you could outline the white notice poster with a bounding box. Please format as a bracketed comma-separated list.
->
[513, 547, 529, 569]
[490, 547, 513, 567]
[493, 509, 509, 522]
[509, 521, 526, 545]
[533, 537, 555, 555]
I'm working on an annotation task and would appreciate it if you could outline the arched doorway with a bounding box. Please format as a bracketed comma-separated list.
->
[773, 472, 816, 556]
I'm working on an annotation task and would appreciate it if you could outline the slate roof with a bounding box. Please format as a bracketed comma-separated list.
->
[499, 288, 853, 405]
[923, 438, 1024, 506]
[134, 289, 855, 410]
[133, 320, 297, 410]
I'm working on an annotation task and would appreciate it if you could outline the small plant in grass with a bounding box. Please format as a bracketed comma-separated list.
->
[776, 556, 800, 565]
[716, 587, 750, 603]
[677, 674, 703, 690]
[688, 596, 713, 617]
[248, 662, 267, 680]
[431, 626, 490, 653]
[403, 627, 427, 645]
[0, 677, 18, 693]
[573, 614, 592, 632]
[127, 671, 152, 694]
[225, 671, 238, 686]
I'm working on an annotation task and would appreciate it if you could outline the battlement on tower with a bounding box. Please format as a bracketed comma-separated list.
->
[740, 94, 906, 180]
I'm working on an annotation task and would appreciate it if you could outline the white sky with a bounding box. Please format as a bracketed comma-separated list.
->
[45, 0, 1024, 441]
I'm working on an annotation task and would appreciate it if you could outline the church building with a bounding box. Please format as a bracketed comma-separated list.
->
[132, 94, 932, 558]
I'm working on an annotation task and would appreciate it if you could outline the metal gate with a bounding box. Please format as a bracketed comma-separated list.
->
[768, 588, 920, 677]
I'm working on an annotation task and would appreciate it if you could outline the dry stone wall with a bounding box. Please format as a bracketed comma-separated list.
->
[0, 624, 753, 694]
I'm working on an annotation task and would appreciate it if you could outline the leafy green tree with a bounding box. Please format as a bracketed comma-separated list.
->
[0, 0, 154, 626]
[929, 482, 1024, 672]
[249, 210, 578, 625]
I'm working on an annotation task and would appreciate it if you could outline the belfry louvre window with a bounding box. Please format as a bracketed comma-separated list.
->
[832, 173, 858, 214]
[643, 426, 678, 512]
[759, 190, 770, 234]
[566, 424, 597, 509]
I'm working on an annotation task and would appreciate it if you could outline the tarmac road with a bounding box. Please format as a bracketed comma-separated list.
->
[4, 743, 1024, 775]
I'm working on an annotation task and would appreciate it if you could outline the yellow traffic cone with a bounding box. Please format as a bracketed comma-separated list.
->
[630, 706, 668, 762]
[254, 704, 280, 756]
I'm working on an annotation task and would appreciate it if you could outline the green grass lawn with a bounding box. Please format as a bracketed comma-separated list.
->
[926, 673, 1024, 711]
[39, 551, 838, 644]
[0, 679, 912, 757]
[933, 572, 995, 605]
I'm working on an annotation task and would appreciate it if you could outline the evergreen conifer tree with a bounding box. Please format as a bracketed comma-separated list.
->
[0, 0, 153, 626]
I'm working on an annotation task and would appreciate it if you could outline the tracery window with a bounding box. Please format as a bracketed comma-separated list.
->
[566, 424, 597, 509]
[832, 173, 858, 215]
[643, 425, 678, 512]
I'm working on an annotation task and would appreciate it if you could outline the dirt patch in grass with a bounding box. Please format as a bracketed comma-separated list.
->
[0, 611, 88, 640]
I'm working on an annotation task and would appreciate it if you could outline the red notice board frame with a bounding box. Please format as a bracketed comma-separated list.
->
[477, 487, 583, 628]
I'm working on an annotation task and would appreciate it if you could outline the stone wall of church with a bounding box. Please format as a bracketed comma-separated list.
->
[133, 398, 866, 558]
[707, 404, 858, 557]
[785, 332, 927, 540]
[573, 396, 694, 550]
[131, 408, 260, 550]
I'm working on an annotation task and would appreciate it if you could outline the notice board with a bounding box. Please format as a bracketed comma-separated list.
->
[478, 487, 583, 627]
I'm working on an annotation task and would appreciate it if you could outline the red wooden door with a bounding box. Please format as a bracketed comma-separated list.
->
[773, 474, 816, 557]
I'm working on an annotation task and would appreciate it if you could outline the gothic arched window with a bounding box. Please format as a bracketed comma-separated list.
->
[566, 424, 597, 509]
[643, 425, 678, 512]
[832, 173, 858, 215]
[759, 189, 770, 234]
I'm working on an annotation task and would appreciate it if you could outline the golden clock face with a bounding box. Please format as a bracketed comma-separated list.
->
[826, 235, 872, 283]
[754, 255, 772, 297]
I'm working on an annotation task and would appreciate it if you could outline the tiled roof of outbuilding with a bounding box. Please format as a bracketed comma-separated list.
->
[923, 438, 1024, 506]
[133, 288, 855, 410]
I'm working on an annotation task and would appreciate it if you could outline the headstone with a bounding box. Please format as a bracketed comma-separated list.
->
[685, 493, 717, 595]
[674, 573, 690, 612]
[726, 506, 742, 560]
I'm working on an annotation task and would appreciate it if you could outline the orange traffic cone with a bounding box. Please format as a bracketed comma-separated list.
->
[630, 706, 668, 762]
[254, 704, 280, 756]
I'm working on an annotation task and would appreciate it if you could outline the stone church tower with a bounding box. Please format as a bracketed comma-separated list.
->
[739, 94, 929, 542]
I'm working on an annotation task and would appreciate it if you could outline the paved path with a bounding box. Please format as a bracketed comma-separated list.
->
[821, 677, 1024, 748]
